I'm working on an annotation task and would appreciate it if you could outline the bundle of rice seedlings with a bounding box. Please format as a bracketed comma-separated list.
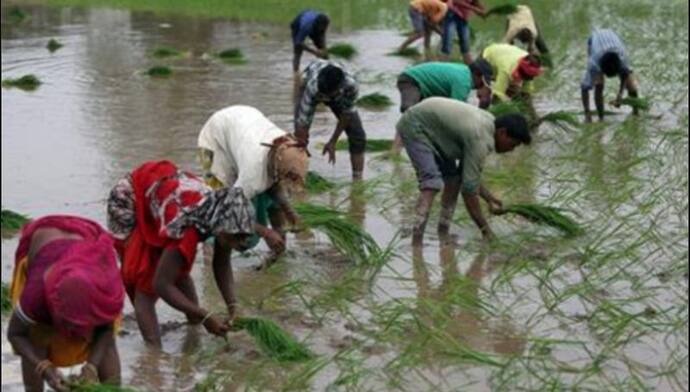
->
[503, 203, 582, 236]
[215, 48, 247, 64]
[619, 97, 650, 111]
[68, 382, 138, 392]
[151, 46, 181, 58]
[389, 47, 421, 58]
[487, 101, 527, 117]
[1, 209, 30, 231]
[538, 111, 580, 130]
[327, 43, 357, 60]
[233, 317, 313, 362]
[1, 282, 11, 315]
[356, 93, 393, 109]
[46, 39, 63, 52]
[305, 171, 336, 194]
[485, 3, 519, 17]
[538, 53, 553, 68]
[8, 7, 28, 23]
[335, 139, 393, 152]
[2, 75, 41, 91]
[294, 203, 380, 265]
[146, 66, 172, 77]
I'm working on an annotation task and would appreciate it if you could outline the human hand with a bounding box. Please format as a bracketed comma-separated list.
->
[488, 198, 504, 215]
[609, 97, 622, 108]
[263, 228, 286, 255]
[78, 363, 99, 384]
[44, 367, 69, 392]
[285, 209, 302, 229]
[322, 141, 336, 165]
[482, 228, 496, 242]
[203, 313, 230, 337]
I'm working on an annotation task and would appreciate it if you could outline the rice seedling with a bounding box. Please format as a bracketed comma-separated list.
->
[327, 43, 357, 60]
[233, 317, 313, 362]
[538, 52, 553, 68]
[1, 282, 11, 315]
[215, 48, 247, 64]
[46, 39, 63, 52]
[294, 203, 380, 265]
[355, 93, 393, 110]
[151, 46, 182, 58]
[2, 75, 41, 91]
[1, 209, 30, 231]
[305, 171, 336, 194]
[485, 3, 519, 17]
[538, 111, 580, 130]
[146, 65, 172, 77]
[67, 382, 138, 392]
[619, 97, 651, 111]
[7, 7, 29, 24]
[334, 139, 393, 152]
[502, 203, 583, 236]
[389, 47, 421, 58]
[487, 101, 527, 117]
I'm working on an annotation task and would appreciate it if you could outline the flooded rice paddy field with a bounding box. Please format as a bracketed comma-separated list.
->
[1, 0, 688, 390]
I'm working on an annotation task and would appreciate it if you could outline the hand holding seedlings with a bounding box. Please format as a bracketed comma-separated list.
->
[322, 141, 337, 164]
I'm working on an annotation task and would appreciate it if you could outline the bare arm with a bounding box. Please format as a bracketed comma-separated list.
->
[581, 88, 591, 121]
[322, 113, 352, 164]
[212, 238, 236, 314]
[462, 192, 493, 239]
[87, 324, 116, 367]
[154, 249, 207, 320]
[8, 313, 44, 369]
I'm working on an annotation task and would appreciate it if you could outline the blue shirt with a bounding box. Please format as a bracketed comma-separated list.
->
[292, 10, 320, 46]
[581, 29, 632, 91]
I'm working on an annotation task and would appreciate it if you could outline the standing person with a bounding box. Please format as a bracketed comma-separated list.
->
[294, 59, 367, 180]
[291, 10, 330, 73]
[396, 98, 531, 245]
[106, 160, 259, 347]
[393, 60, 494, 152]
[398, 0, 448, 59]
[7, 215, 125, 392]
[480, 43, 542, 103]
[440, 0, 486, 64]
[581, 29, 639, 123]
[503, 5, 549, 55]
[198, 105, 309, 270]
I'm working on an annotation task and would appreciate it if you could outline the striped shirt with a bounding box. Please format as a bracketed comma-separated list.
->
[581, 29, 632, 91]
[295, 60, 359, 130]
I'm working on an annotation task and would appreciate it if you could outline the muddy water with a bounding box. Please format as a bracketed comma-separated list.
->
[2, 1, 689, 391]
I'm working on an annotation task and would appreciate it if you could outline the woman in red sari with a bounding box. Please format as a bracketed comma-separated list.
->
[7, 215, 125, 392]
[106, 160, 258, 347]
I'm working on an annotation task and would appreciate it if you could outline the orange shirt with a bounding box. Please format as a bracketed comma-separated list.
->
[410, 0, 448, 24]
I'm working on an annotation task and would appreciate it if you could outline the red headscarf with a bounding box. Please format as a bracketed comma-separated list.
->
[16, 215, 124, 338]
[512, 56, 542, 82]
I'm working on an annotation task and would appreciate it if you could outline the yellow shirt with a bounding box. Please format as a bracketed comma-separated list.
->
[410, 0, 448, 24]
[482, 44, 532, 101]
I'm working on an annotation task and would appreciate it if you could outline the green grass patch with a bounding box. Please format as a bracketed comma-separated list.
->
[327, 43, 357, 60]
[2, 75, 41, 91]
[215, 48, 247, 64]
[233, 317, 313, 362]
[146, 65, 172, 77]
[335, 138, 393, 152]
[389, 47, 421, 58]
[1, 282, 11, 315]
[151, 46, 182, 58]
[485, 2, 519, 17]
[619, 97, 651, 111]
[355, 93, 393, 110]
[1, 209, 30, 232]
[295, 203, 381, 265]
[305, 171, 336, 194]
[503, 203, 582, 236]
[47, 39, 63, 52]
[7, 7, 29, 24]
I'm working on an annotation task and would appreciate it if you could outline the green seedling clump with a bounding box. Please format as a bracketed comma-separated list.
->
[151, 46, 181, 58]
[538, 111, 580, 130]
[485, 3, 519, 16]
[47, 39, 63, 52]
[295, 203, 380, 265]
[619, 97, 650, 111]
[335, 139, 394, 152]
[233, 317, 313, 362]
[487, 101, 527, 117]
[216, 48, 247, 64]
[1, 209, 30, 231]
[2, 75, 42, 91]
[147, 66, 172, 77]
[328, 43, 357, 60]
[305, 171, 336, 194]
[68, 382, 139, 392]
[356, 93, 393, 109]
[8, 7, 29, 23]
[389, 47, 421, 58]
[1, 282, 11, 315]
[503, 203, 582, 236]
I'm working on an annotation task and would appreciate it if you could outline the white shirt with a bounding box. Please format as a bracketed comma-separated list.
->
[198, 105, 287, 199]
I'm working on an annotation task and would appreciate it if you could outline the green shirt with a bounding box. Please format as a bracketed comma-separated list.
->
[398, 97, 495, 193]
[402, 62, 473, 102]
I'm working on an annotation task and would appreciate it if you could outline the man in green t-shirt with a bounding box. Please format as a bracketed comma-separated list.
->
[396, 97, 531, 245]
[393, 60, 494, 153]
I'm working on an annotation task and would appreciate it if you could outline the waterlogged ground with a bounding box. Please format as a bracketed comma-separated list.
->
[1, 0, 689, 391]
